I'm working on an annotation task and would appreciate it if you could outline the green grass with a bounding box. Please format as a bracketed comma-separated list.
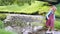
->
[55, 18, 60, 30]
[21, 1, 48, 13]
[0, 1, 48, 14]
[0, 1, 60, 16]
[56, 4, 60, 13]
[0, 20, 4, 28]
[0, 29, 15, 34]
[0, 14, 7, 20]
[55, 20, 60, 30]
[0, 4, 29, 12]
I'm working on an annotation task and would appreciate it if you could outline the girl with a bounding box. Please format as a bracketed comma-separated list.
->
[46, 4, 57, 34]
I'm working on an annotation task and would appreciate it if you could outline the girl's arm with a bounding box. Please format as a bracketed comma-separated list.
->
[46, 10, 52, 19]
[54, 14, 55, 20]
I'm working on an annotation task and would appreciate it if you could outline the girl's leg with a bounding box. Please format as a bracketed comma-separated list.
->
[47, 26, 51, 31]
[46, 26, 51, 33]
[51, 27, 54, 34]
[51, 27, 54, 31]
[50, 19, 54, 34]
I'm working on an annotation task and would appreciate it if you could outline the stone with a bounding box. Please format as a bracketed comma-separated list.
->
[33, 26, 43, 32]
[5, 26, 13, 32]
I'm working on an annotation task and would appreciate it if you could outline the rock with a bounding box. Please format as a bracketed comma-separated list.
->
[5, 26, 13, 32]
[33, 26, 43, 32]
[22, 29, 32, 34]
[22, 26, 33, 34]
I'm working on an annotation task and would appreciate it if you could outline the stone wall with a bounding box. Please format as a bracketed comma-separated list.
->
[4, 14, 45, 34]
[4, 14, 44, 26]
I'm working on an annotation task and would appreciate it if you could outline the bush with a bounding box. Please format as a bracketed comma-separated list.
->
[0, 20, 4, 28]
[0, 29, 14, 34]
[0, 14, 7, 20]
[55, 21, 60, 30]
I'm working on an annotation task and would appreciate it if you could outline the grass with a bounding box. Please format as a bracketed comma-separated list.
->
[21, 1, 48, 13]
[55, 20, 60, 30]
[0, 1, 59, 16]
[0, 29, 15, 34]
[0, 1, 48, 14]
[56, 4, 60, 13]
[0, 20, 4, 28]
[0, 4, 29, 12]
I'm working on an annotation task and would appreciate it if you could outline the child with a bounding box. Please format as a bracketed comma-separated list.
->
[46, 4, 57, 34]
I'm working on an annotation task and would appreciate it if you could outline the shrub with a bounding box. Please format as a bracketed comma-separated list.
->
[55, 21, 60, 30]
[0, 29, 15, 34]
[0, 20, 4, 28]
[0, 14, 7, 20]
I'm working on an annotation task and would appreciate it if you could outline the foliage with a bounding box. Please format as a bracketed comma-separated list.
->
[0, 0, 14, 6]
[0, 1, 48, 14]
[55, 20, 60, 30]
[22, 1, 48, 14]
[0, 29, 15, 34]
[0, 0, 37, 6]
[56, 3, 60, 13]
[0, 0, 59, 15]
[0, 20, 4, 28]
[0, 14, 7, 20]
[55, 3, 60, 18]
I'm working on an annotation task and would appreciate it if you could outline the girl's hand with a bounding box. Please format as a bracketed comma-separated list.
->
[48, 18, 49, 20]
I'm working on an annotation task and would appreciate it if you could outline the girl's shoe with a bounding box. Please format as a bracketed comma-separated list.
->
[46, 31, 51, 33]
[51, 31, 55, 34]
